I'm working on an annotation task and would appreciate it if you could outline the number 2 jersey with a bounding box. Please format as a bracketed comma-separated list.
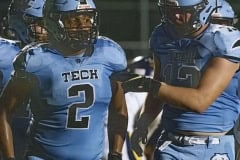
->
[14, 36, 127, 159]
[150, 23, 240, 133]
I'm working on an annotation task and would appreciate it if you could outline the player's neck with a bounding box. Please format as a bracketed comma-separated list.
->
[174, 23, 209, 39]
[51, 43, 86, 57]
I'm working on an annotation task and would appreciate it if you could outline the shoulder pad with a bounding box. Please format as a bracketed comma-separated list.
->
[212, 25, 240, 61]
[95, 37, 127, 72]
[96, 36, 123, 52]
[150, 23, 174, 52]
[13, 42, 40, 72]
[214, 26, 240, 48]
[0, 38, 19, 47]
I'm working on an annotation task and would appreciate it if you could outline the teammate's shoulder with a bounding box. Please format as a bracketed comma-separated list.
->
[21, 42, 59, 56]
[205, 24, 240, 61]
[0, 37, 20, 48]
[13, 43, 54, 71]
[210, 24, 240, 34]
[210, 24, 240, 50]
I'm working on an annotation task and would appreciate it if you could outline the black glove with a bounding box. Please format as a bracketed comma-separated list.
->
[108, 152, 122, 160]
[130, 128, 148, 157]
[121, 76, 161, 95]
[130, 114, 152, 157]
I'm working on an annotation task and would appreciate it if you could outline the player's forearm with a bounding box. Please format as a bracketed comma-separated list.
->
[108, 81, 128, 155]
[108, 112, 128, 152]
[0, 110, 14, 158]
[109, 134, 125, 154]
[157, 83, 210, 113]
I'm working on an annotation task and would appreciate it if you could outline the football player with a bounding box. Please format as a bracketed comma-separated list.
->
[0, 0, 47, 159]
[0, 0, 128, 159]
[5, 0, 47, 47]
[122, 0, 240, 159]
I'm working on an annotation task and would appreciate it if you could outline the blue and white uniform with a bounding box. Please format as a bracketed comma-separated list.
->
[0, 38, 30, 159]
[15, 36, 127, 159]
[150, 23, 240, 160]
[0, 38, 20, 91]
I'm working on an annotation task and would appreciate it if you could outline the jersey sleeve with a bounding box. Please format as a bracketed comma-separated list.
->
[0, 38, 20, 68]
[0, 38, 20, 90]
[13, 43, 53, 89]
[213, 26, 240, 63]
[13, 44, 46, 73]
[95, 36, 127, 72]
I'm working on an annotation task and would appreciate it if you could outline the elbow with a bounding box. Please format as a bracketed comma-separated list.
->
[193, 107, 206, 114]
[190, 98, 212, 114]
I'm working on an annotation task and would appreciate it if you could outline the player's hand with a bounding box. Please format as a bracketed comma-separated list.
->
[108, 152, 122, 160]
[130, 127, 148, 157]
[121, 76, 161, 95]
[130, 113, 152, 156]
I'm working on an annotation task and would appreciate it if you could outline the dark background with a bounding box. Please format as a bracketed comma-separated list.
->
[0, 0, 239, 60]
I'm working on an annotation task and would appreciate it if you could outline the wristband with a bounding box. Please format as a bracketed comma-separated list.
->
[147, 78, 161, 95]
[108, 152, 122, 160]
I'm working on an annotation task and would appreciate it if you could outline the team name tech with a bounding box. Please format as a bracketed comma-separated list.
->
[62, 69, 99, 82]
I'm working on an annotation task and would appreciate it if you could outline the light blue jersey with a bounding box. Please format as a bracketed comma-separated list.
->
[0, 38, 20, 91]
[0, 38, 34, 159]
[150, 23, 240, 133]
[15, 36, 127, 159]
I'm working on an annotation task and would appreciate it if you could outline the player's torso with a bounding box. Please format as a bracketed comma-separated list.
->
[24, 38, 126, 159]
[150, 24, 240, 133]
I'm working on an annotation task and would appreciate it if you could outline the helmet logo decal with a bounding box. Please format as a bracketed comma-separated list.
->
[78, 0, 91, 9]
[80, 0, 87, 4]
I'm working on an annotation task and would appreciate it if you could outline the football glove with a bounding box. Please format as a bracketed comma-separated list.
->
[130, 114, 152, 157]
[130, 128, 148, 157]
[121, 76, 161, 95]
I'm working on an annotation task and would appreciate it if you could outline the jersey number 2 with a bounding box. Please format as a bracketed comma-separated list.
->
[67, 84, 94, 129]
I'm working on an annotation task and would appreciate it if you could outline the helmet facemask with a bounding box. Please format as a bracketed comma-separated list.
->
[23, 14, 48, 43]
[7, 0, 47, 46]
[158, 0, 206, 36]
[7, 8, 30, 44]
[46, 8, 99, 51]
